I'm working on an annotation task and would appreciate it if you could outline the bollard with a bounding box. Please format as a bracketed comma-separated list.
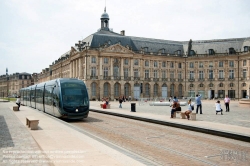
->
[131, 103, 136, 112]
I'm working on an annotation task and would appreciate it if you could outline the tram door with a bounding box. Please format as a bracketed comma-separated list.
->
[52, 86, 60, 117]
[134, 86, 140, 100]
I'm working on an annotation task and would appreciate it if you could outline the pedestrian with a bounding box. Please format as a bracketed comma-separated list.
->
[119, 96, 123, 108]
[195, 94, 202, 114]
[16, 96, 21, 111]
[184, 99, 193, 120]
[170, 100, 181, 118]
[128, 95, 131, 102]
[224, 95, 230, 112]
[215, 100, 223, 115]
[169, 96, 172, 102]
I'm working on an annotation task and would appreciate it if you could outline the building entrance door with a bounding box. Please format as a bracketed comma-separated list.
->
[134, 86, 140, 100]
[162, 87, 167, 98]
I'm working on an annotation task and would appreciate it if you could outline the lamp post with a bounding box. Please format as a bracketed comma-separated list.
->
[75, 41, 89, 81]
[183, 53, 188, 97]
[149, 86, 150, 101]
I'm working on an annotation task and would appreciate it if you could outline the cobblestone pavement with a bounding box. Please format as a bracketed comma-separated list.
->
[91, 100, 250, 128]
[71, 112, 250, 166]
[0, 102, 51, 166]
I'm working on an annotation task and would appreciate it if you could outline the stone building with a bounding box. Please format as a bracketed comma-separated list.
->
[37, 8, 250, 100]
[0, 72, 33, 97]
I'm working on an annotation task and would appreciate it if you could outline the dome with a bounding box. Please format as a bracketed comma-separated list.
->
[101, 12, 109, 19]
[101, 7, 109, 19]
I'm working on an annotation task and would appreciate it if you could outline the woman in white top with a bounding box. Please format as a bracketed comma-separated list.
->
[185, 99, 193, 120]
[16, 96, 21, 111]
[215, 100, 223, 115]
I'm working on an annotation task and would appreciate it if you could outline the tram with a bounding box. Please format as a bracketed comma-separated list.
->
[19, 78, 89, 119]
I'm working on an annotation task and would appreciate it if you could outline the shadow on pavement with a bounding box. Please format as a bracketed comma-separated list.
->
[0, 115, 14, 148]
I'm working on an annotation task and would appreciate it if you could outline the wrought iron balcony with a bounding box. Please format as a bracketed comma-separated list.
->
[153, 78, 159, 82]
[241, 77, 246, 81]
[144, 78, 151, 81]
[124, 76, 131, 81]
[114, 76, 121, 80]
[103, 76, 111, 80]
[170, 78, 175, 82]
[208, 78, 214, 81]
[218, 78, 225, 81]
[198, 78, 204, 82]
[90, 76, 98, 79]
[178, 79, 183, 82]
[188, 79, 195, 82]
[161, 78, 168, 81]
[228, 78, 235, 81]
[134, 77, 140, 81]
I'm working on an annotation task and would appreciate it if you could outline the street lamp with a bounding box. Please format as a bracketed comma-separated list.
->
[75, 41, 89, 80]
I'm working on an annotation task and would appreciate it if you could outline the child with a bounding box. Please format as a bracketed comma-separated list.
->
[215, 100, 223, 115]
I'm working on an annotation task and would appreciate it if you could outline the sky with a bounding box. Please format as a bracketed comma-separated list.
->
[0, 0, 250, 76]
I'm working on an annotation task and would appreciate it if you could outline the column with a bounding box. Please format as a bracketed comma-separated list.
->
[110, 57, 113, 76]
[130, 58, 133, 77]
[121, 58, 124, 78]
[99, 57, 103, 79]
[79, 58, 83, 79]
[70, 62, 72, 78]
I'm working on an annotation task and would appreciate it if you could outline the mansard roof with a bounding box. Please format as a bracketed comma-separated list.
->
[80, 29, 250, 56]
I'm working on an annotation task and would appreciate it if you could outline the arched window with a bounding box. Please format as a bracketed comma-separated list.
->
[91, 82, 97, 96]
[104, 82, 109, 97]
[209, 83, 213, 87]
[199, 83, 204, 87]
[229, 83, 234, 87]
[114, 83, 120, 97]
[242, 83, 246, 87]
[219, 83, 223, 87]
[124, 83, 130, 97]
[170, 84, 175, 96]
[145, 83, 150, 96]
[154, 84, 158, 97]
[178, 84, 182, 97]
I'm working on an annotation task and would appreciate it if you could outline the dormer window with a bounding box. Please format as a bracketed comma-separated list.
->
[189, 50, 195, 56]
[244, 46, 249, 52]
[144, 47, 148, 52]
[229, 48, 236, 54]
[177, 50, 181, 55]
[161, 49, 165, 54]
[208, 49, 215, 55]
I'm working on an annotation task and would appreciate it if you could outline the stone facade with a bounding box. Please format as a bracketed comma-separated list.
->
[0, 73, 33, 97]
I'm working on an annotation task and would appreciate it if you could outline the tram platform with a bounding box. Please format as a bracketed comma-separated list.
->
[90, 100, 250, 142]
[0, 102, 146, 166]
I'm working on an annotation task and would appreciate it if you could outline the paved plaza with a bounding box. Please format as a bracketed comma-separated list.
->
[0, 99, 249, 165]
[91, 99, 250, 128]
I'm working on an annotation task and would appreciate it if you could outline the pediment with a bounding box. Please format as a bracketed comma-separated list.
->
[102, 44, 133, 54]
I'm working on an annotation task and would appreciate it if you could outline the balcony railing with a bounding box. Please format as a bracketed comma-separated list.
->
[241, 77, 246, 81]
[162, 78, 168, 81]
[218, 78, 225, 81]
[198, 78, 204, 82]
[170, 78, 175, 82]
[124, 76, 131, 81]
[103, 76, 111, 80]
[153, 78, 159, 82]
[114, 76, 121, 80]
[228, 78, 235, 81]
[144, 78, 151, 81]
[90, 76, 98, 79]
[208, 78, 214, 81]
[134, 77, 140, 81]
[178, 79, 183, 82]
[188, 79, 195, 82]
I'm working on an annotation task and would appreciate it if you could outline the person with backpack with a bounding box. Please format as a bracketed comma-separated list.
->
[184, 99, 193, 120]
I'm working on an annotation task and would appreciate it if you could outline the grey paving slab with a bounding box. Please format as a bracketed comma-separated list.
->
[0, 102, 51, 166]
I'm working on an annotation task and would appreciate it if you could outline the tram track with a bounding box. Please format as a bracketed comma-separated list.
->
[69, 112, 250, 166]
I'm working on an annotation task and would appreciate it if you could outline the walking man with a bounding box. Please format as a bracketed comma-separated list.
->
[224, 95, 230, 112]
[195, 94, 202, 114]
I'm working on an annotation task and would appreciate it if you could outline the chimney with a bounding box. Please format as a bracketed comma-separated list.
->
[120, 30, 125, 36]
